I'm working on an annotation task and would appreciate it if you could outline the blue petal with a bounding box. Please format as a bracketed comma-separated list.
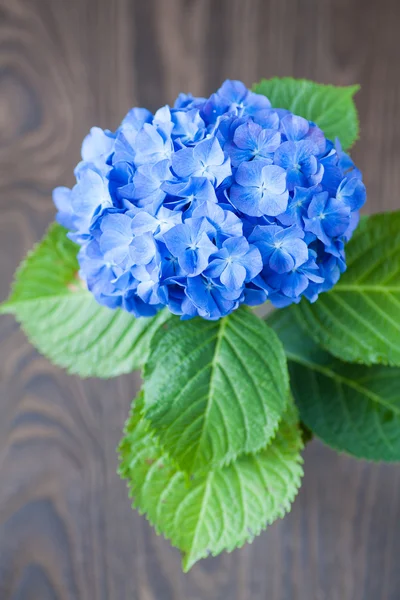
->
[204, 257, 227, 279]
[323, 197, 351, 237]
[280, 271, 309, 297]
[81, 127, 115, 164]
[222, 235, 249, 257]
[172, 147, 198, 178]
[262, 164, 288, 193]
[337, 177, 366, 211]
[99, 215, 133, 265]
[230, 184, 263, 217]
[269, 248, 295, 273]
[163, 223, 191, 256]
[53, 186, 76, 230]
[130, 211, 158, 235]
[259, 190, 289, 217]
[194, 136, 224, 165]
[129, 233, 156, 265]
[234, 160, 266, 187]
[243, 286, 267, 306]
[121, 107, 152, 129]
[280, 114, 309, 141]
[307, 192, 329, 218]
[242, 245, 263, 279]
[220, 262, 246, 289]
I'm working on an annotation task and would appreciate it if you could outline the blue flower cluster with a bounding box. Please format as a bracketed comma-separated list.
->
[54, 80, 366, 319]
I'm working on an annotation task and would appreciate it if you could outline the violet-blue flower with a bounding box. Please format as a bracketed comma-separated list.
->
[249, 224, 308, 274]
[225, 120, 281, 167]
[205, 236, 262, 289]
[274, 140, 324, 190]
[304, 191, 351, 244]
[185, 275, 242, 320]
[163, 217, 217, 276]
[230, 160, 288, 217]
[52, 79, 366, 319]
[172, 137, 231, 186]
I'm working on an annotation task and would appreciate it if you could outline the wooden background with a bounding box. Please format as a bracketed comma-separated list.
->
[1, 0, 400, 598]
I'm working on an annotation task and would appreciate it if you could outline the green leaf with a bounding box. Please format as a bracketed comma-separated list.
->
[119, 394, 303, 571]
[253, 77, 360, 150]
[142, 307, 289, 474]
[1, 223, 169, 377]
[269, 308, 400, 461]
[294, 211, 400, 366]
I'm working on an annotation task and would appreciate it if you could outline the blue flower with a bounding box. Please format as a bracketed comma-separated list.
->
[174, 93, 206, 111]
[81, 127, 116, 171]
[99, 213, 157, 269]
[112, 109, 153, 165]
[201, 93, 233, 125]
[318, 250, 346, 293]
[276, 186, 316, 227]
[123, 290, 162, 317]
[205, 236, 262, 289]
[280, 114, 309, 141]
[163, 217, 217, 276]
[53, 186, 76, 231]
[335, 139, 362, 180]
[230, 160, 288, 217]
[186, 275, 242, 320]
[343, 211, 360, 242]
[172, 137, 231, 187]
[162, 176, 217, 212]
[99, 213, 134, 266]
[253, 109, 280, 131]
[158, 242, 184, 279]
[134, 261, 163, 305]
[78, 241, 126, 309]
[336, 176, 366, 211]
[249, 224, 308, 274]
[158, 280, 199, 318]
[171, 108, 206, 145]
[53, 79, 366, 319]
[192, 202, 243, 243]
[134, 123, 173, 166]
[258, 250, 324, 306]
[121, 107, 153, 130]
[304, 192, 351, 244]
[215, 80, 271, 117]
[274, 140, 323, 190]
[225, 120, 281, 166]
[55, 165, 113, 242]
[129, 206, 182, 239]
[123, 159, 170, 209]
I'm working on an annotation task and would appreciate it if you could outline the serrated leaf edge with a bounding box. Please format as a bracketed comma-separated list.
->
[118, 394, 304, 571]
[142, 308, 290, 475]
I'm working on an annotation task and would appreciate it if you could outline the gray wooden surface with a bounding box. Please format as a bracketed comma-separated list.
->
[1, 1, 400, 598]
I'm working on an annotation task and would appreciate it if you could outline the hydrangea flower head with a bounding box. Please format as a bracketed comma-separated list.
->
[53, 80, 366, 320]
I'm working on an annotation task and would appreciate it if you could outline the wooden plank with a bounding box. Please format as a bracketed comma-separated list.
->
[0, 0, 399, 598]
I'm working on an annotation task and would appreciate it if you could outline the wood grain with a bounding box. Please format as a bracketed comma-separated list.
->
[1, 0, 400, 598]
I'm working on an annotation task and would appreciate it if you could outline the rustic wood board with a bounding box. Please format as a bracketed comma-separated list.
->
[1, 1, 400, 598]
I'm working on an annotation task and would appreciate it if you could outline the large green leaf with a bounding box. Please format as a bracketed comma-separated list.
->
[0, 223, 169, 377]
[269, 308, 400, 461]
[143, 308, 289, 474]
[253, 77, 359, 150]
[119, 394, 303, 571]
[295, 211, 400, 366]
